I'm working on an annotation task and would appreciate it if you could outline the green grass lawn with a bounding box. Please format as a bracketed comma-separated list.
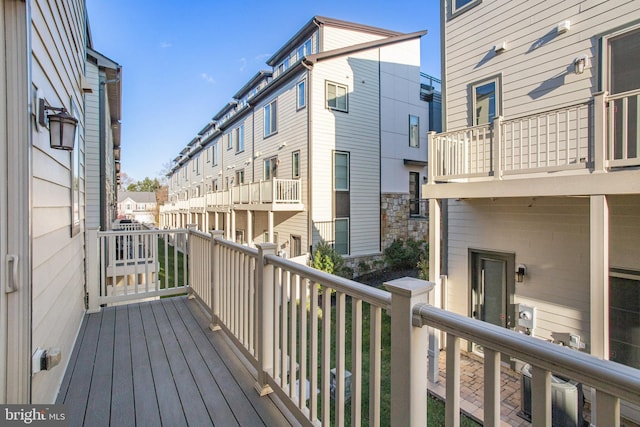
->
[157, 237, 188, 292]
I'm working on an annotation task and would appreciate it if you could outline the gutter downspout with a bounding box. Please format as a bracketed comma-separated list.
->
[302, 59, 313, 254]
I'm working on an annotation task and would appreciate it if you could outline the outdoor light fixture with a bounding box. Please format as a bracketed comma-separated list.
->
[39, 99, 78, 151]
[574, 55, 588, 74]
[516, 264, 527, 283]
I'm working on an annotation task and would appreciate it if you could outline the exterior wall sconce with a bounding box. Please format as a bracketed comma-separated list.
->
[516, 264, 527, 282]
[574, 55, 589, 74]
[556, 20, 570, 34]
[279, 142, 287, 149]
[39, 99, 78, 150]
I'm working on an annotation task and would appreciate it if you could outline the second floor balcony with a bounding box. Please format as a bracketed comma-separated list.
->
[161, 178, 303, 214]
[426, 90, 640, 199]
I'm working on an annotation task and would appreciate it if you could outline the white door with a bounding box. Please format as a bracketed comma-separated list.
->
[1, 0, 31, 403]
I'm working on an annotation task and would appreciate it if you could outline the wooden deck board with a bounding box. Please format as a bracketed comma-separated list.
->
[128, 304, 161, 427]
[56, 296, 291, 427]
[110, 306, 135, 427]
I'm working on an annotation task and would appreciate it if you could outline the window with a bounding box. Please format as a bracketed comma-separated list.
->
[409, 172, 420, 216]
[297, 80, 306, 109]
[334, 151, 349, 190]
[235, 230, 245, 244]
[212, 143, 218, 166]
[471, 76, 500, 125]
[291, 235, 302, 257]
[292, 151, 300, 178]
[70, 101, 81, 236]
[236, 124, 245, 153]
[608, 27, 640, 94]
[212, 179, 218, 191]
[264, 157, 278, 180]
[206, 147, 211, 163]
[334, 218, 349, 255]
[195, 156, 200, 175]
[609, 270, 640, 369]
[327, 81, 348, 112]
[409, 115, 420, 147]
[227, 132, 233, 150]
[235, 169, 245, 184]
[264, 99, 277, 137]
[451, 0, 482, 16]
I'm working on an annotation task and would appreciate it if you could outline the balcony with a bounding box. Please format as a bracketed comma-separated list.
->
[61, 228, 640, 426]
[163, 178, 303, 214]
[426, 90, 640, 199]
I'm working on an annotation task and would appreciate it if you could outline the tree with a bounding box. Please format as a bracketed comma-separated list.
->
[126, 177, 161, 192]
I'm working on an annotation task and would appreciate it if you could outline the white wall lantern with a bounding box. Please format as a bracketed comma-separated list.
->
[38, 98, 78, 150]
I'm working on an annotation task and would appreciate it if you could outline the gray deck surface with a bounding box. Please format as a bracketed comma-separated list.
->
[56, 296, 291, 427]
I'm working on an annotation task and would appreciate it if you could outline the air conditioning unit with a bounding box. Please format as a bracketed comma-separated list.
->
[520, 364, 584, 426]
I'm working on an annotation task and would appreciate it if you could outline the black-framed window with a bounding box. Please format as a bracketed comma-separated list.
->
[292, 151, 300, 178]
[470, 75, 501, 126]
[264, 99, 277, 137]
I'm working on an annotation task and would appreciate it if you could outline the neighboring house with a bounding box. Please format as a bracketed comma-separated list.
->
[160, 16, 437, 269]
[118, 191, 157, 224]
[426, 0, 640, 419]
[0, 1, 119, 403]
[86, 48, 122, 232]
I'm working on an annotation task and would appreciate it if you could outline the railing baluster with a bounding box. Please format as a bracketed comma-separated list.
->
[369, 305, 381, 427]
[335, 291, 346, 427]
[299, 277, 308, 411]
[281, 269, 289, 391]
[351, 298, 362, 427]
[321, 286, 332, 426]
[595, 390, 620, 427]
[310, 281, 319, 422]
[622, 96, 629, 160]
[290, 273, 298, 403]
[531, 365, 551, 427]
[445, 334, 460, 427]
[484, 348, 500, 427]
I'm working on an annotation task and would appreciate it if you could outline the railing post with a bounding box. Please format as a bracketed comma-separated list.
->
[209, 230, 224, 331]
[593, 91, 608, 172]
[86, 227, 101, 313]
[255, 242, 278, 396]
[428, 131, 436, 182]
[385, 278, 432, 427]
[187, 224, 196, 298]
[492, 116, 503, 178]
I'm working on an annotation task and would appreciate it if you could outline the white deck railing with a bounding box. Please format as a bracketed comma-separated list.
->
[607, 88, 640, 168]
[88, 229, 640, 426]
[162, 178, 302, 213]
[429, 102, 592, 181]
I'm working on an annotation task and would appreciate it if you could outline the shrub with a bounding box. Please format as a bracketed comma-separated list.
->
[311, 240, 350, 279]
[357, 260, 371, 275]
[384, 238, 427, 270]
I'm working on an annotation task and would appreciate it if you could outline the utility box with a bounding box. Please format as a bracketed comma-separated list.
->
[520, 364, 584, 426]
[330, 368, 352, 402]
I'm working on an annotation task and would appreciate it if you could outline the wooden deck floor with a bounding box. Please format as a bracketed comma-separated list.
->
[56, 296, 291, 427]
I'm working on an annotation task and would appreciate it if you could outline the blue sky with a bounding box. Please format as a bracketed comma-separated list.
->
[86, 0, 441, 182]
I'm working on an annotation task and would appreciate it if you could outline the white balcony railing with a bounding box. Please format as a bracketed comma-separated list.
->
[163, 178, 302, 213]
[607, 88, 640, 168]
[430, 101, 596, 181]
[89, 229, 640, 426]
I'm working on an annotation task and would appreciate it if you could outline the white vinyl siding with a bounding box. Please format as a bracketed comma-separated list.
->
[443, 0, 640, 130]
[30, 0, 87, 403]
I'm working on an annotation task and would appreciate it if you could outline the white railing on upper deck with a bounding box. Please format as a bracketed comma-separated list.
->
[188, 230, 212, 308]
[429, 102, 592, 181]
[432, 123, 493, 179]
[607, 88, 640, 168]
[190, 195, 205, 211]
[502, 103, 591, 174]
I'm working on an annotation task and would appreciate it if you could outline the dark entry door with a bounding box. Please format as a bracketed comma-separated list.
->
[470, 250, 515, 329]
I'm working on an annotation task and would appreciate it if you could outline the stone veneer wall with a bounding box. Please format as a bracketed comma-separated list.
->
[381, 193, 429, 249]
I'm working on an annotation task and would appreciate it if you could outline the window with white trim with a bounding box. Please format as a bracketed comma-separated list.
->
[297, 80, 306, 110]
[212, 143, 218, 166]
[451, 0, 482, 17]
[334, 151, 349, 190]
[326, 81, 348, 112]
[235, 124, 245, 153]
[334, 218, 349, 255]
[264, 99, 277, 137]
[471, 76, 501, 126]
[227, 132, 233, 150]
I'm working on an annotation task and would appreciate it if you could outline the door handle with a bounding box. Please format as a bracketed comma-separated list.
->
[7, 255, 19, 293]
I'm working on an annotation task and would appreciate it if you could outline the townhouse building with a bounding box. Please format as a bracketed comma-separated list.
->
[117, 191, 157, 224]
[161, 16, 436, 270]
[426, 0, 640, 420]
[0, 0, 121, 403]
